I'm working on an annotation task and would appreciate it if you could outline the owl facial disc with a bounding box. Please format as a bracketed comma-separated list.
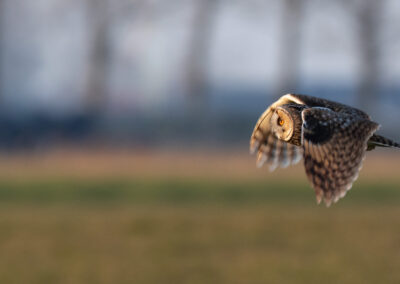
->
[271, 108, 294, 142]
[271, 105, 305, 146]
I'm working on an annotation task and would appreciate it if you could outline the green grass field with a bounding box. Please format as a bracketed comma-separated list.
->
[0, 177, 400, 284]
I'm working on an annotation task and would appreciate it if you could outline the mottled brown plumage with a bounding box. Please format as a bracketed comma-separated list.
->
[250, 94, 400, 206]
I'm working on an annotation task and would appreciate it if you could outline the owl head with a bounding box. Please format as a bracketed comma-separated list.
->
[271, 104, 305, 146]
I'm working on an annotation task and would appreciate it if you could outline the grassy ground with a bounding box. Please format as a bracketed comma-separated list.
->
[0, 149, 399, 284]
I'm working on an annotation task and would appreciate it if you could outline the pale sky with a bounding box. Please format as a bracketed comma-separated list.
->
[2, 0, 400, 111]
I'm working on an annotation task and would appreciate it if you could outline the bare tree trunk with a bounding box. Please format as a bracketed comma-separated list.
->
[356, 0, 382, 114]
[85, 0, 111, 115]
[275, 0, 304, 95]
[185, 0, 219, 112]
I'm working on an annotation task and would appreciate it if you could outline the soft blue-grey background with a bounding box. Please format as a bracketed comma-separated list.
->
[0, 0, 399, 148]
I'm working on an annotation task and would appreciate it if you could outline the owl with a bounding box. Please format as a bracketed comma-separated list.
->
[250, 94, 400, 206]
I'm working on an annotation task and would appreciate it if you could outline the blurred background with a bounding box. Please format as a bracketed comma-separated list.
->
[0, 0, 400, 283]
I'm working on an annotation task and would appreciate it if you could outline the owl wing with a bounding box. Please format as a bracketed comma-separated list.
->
[250, 94, 306, 171]
[301, 107, 379, 206]
[293, 94, 371, 120]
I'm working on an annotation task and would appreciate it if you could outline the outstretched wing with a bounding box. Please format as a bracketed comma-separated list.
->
[292, 94, 371, 120]
[250, 94, 305, 170]
[301, 107, 379, 206]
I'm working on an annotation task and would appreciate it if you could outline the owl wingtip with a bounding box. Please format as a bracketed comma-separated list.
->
[316, 191, 332, 207]
[250, 140, 259, 155]
[315, 192, 323, 205]
[324, 199, 332, 207]
[268, 163, 278, 172]
[333, 194, 340, 203]
[256, 153, 266, 168]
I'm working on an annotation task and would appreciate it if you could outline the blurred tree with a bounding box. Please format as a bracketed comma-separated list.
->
[84, 0, 150, 116]
[275, 0, 305, 95]
[354, 0, 383, 114]
[340, 0, 383, 113]
[185, 0, 220, 112]
[85, 0, 111, 116]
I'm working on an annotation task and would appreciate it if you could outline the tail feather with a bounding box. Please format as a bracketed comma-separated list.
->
[367, 134, 400, 151]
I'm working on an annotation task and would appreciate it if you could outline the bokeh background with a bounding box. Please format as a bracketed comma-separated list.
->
[0, 0, 400, 283]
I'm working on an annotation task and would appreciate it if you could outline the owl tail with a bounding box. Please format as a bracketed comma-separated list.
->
[367, 134, 400, 151]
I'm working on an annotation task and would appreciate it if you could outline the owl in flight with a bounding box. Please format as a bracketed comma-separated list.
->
[250, 94, 400, 206]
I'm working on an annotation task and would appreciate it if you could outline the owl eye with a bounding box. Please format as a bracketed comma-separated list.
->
[277, 117, 285, 126]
